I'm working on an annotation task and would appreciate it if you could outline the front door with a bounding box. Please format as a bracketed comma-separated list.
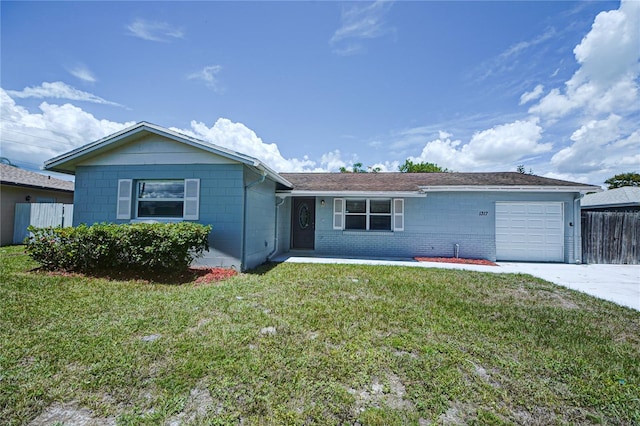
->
[291, 197, 315, 250]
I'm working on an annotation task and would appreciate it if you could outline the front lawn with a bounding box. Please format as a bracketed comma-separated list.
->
[1, 245, 639, 425]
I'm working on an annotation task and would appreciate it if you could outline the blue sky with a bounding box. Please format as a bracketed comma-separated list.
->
[1, 0, 638, 186]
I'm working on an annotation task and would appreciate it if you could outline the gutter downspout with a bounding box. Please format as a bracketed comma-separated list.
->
[242, 170, 267, 271]
[267, 196, 286, 261]
[574, 194, 584, 264]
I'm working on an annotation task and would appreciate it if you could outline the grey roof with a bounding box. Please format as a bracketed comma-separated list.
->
[581, 186, 640, 208]
[0, 164, 74, 192]
[279, 172, 599, 193]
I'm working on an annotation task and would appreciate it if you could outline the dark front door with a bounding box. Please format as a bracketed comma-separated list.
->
[291, 197, 315, 250]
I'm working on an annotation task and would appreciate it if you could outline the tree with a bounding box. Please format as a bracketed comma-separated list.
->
[398, 159, 448, 173]
[339, 162, 370, 173]
[604, 172, 640, 189]
[516, 164, 534, 175]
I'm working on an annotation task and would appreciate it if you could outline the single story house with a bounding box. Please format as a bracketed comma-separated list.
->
[44, 122, 600, 270]
[0, 163, 74, 246]
[581, 186, 640, 212]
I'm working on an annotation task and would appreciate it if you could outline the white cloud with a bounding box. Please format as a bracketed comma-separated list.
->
[519, 84, 544, 105]
[529, 0, 640, 119]
[68, 65, 96, 83]
[409, 119, 550, 171]
[1, 89, 345, 174]
[0, 88, 133, 170]
[174, 119, 321, 172]
[6, 82, 122, 107]
[319, 150, 347, 171]
[187, 65, 223, 92]
[369, 160, 400, 172]
[550, 114, 640, 176]
[330, 0, 394, 55]
[126, 19, 184, 42]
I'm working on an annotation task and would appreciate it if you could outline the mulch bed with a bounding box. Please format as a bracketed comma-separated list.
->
[414, 257, 498, 266]
[191, 267, 238, 284]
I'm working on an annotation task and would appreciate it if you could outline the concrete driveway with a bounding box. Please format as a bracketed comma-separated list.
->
[274, 255, 640, 311]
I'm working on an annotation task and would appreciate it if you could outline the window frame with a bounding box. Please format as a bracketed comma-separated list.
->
[335, 198, 399, 231]
[136, 179, 186, 219]
[117, 178, 200, 221]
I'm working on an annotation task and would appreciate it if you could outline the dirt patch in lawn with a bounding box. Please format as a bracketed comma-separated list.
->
[33, 266, 237, 285]
[414, 257, 498, 266]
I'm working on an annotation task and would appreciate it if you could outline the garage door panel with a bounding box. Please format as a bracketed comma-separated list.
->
[496, 202, 564, 262]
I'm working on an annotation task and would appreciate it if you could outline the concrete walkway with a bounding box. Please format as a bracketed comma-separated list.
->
[272, 255, 640, 311]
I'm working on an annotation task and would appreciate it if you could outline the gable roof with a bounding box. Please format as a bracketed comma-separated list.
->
[0, 164, 74, 192]
[581, 186, 640, 208]
[278, 172, 600, 195]
[44, 122, 292, 188]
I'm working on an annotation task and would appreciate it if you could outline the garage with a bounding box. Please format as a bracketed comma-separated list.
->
[496, 202, 564, 262]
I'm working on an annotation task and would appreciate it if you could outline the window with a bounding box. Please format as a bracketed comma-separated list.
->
[335, 198, 399, 231]
[117, 179, 199, 220]
[137, 180, 184, 218]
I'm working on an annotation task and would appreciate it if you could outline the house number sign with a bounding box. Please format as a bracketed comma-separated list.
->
[479, 211, 489, 216]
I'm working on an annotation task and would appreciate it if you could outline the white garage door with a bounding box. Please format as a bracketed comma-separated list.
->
[496, 202, 564, 262]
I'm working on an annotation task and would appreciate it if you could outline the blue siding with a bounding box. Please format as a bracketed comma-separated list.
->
[74, 164, 245, 269]
[243, 169, 277, 270]
[289, 192, 579, 262]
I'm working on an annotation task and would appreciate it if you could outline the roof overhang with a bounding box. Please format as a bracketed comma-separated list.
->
[43, 122, 292, 188]
[418, 185, 599, 194]
[0, 181, 74, 192]
[276, 190, 427, 198]
[582, 202, 640, 209]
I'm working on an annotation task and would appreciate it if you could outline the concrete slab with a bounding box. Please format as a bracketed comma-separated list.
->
[271, 254, 640, 311]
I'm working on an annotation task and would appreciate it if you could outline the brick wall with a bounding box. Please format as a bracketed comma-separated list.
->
[291, 192, 578, 262]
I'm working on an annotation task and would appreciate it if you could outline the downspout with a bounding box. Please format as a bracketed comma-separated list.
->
[267, 196, 286, 261]
[573, 194, 584, 264]
[242, 170, 267, 270]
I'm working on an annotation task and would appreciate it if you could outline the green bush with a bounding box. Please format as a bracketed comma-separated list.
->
[25, 222, 211, 272]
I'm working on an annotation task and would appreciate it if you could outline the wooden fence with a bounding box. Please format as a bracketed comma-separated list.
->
[581, 211, 640, 264]
[13, 203, 74, 244]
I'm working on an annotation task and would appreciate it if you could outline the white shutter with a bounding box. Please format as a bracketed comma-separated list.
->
[183, 179, 200, 220]
[333, 198, 344, 230]
[117, 179, 132, 220]
[393, 199, 404, 231]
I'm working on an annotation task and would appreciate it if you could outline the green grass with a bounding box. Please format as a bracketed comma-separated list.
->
[1, 245, 639, 425]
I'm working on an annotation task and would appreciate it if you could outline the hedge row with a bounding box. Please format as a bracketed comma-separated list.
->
[25, 222, 211, 272]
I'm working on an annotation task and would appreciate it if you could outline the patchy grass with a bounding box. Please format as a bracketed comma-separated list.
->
[1, 245, 639, 425]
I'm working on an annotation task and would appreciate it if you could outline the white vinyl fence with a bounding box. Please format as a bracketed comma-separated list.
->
[13, 203, 74, 244]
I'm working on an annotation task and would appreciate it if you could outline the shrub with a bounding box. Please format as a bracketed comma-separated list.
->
[25, 222, 211, 272]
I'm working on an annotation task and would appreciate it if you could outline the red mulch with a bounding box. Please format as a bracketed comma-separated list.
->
[191, 267, 238, 284]
[414, 257, 498, 266]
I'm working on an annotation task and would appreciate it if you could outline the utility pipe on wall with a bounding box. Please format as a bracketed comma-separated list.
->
[573, 195, 584, 264]
[242, 169, 267, 270]
[267, 196, 286, 261]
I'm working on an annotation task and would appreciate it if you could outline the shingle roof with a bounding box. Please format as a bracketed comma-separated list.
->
[279, 172, 598, 192]
[0, 164, 74, 192]
[581, 186, 640, 208]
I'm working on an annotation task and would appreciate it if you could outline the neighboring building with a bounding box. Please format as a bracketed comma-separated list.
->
[44, 122, 600, 270]
[0, 164, 74, 246]
[581, 186, 640, 212]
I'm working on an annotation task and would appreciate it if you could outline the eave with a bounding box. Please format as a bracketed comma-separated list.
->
[418, 185, 599, 194]
[43, 121, 292, 188]
[276, 190, 427, 198]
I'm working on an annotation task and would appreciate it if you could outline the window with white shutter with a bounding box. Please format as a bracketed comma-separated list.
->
[123, 179, 201, 220]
